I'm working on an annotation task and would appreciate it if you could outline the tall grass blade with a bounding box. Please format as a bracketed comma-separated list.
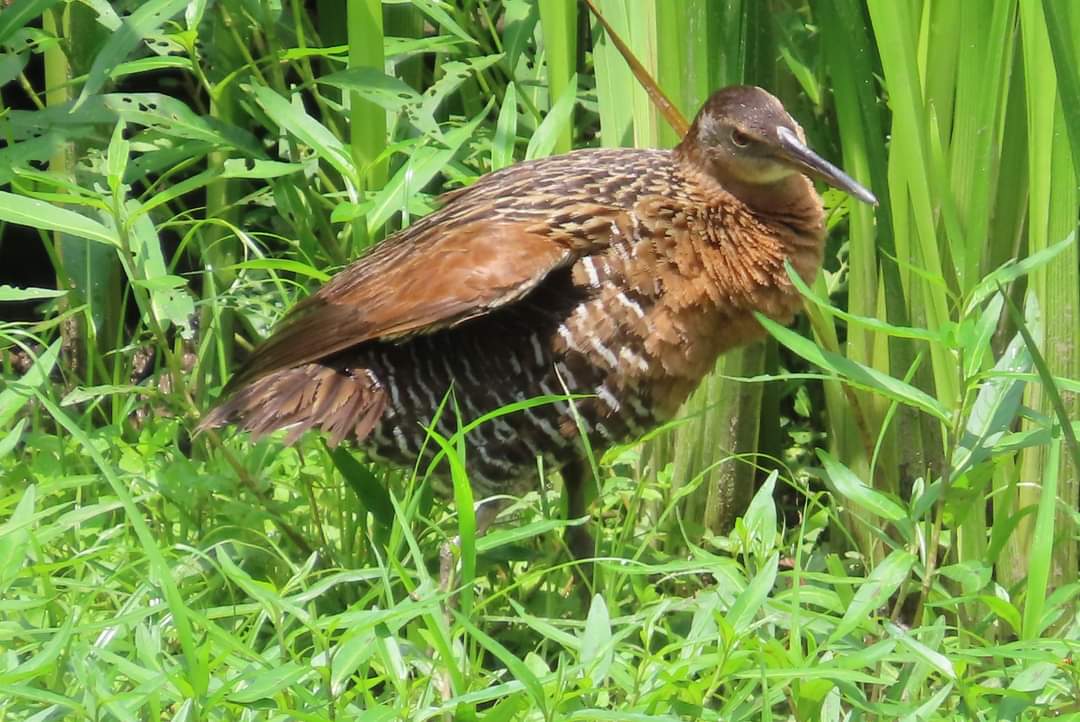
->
[350, 0, 388, 249]
[1017, 0, 1079, 588]
[538, 0, 577, 155]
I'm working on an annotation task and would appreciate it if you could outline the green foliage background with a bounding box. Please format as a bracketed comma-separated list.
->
[0, 0, 1078, 719]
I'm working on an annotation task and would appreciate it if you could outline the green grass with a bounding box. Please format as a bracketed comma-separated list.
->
[1, 1, 1078, 719]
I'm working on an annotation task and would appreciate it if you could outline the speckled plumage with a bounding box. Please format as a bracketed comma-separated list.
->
[200, 86, 873, 508]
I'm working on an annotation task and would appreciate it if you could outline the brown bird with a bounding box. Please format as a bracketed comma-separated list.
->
[200, 85, 876, 559]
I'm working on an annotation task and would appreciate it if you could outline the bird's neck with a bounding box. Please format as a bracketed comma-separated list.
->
[728, 174, 823, 230]
[674, 148, 824, 238]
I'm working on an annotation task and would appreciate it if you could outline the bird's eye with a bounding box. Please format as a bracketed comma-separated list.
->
[730, 129, 751, 148]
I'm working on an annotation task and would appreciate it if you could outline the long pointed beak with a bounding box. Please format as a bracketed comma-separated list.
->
[776, 126, 878, 206]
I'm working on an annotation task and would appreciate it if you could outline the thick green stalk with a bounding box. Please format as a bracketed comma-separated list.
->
[866, 3, 952, 523]
[538, 0, 577, 155]
[44, 5, 120, 388]
[1018, 0, 1079, 590]
[204, 4, 248, 373]
[820, 0, 901, 520]
[349, 0, 388, 250]
[591, 0, 635, 148]
[627, 3, 659, 149]
[654, 0, 709, 147]
[946, 1, 1017, 579]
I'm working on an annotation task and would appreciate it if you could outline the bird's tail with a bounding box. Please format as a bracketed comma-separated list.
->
[196, 364, 387, 447]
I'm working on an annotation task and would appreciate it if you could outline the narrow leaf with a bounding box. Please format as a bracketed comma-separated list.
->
[75, 0, 190, 107]
[828, 549, 915, 645]
[0, 192, 116, 246]
[818, 450, 908, 522]
[760, 314, 950, 423]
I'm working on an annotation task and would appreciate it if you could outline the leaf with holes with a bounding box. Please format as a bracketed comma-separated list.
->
[0, 193, 115, 246]
[75, 0, 190, 108]
[318, 68, 422, 112]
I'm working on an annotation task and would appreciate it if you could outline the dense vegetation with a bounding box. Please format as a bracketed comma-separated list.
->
[1, 0, 1078, 719]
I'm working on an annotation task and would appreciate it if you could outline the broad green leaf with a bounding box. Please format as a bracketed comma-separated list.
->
[318, 67, 422, 111]
[936, 561, 992, 596]
[101, 94, 261, 153]
[412, 54, 502, 137]
[382, 34, 464, 59]
[1008, 661, 1057, 692]
[976, 595, 1021, 636]
[328, 446, 395, 530]
[952, 312, 1032, 478]
[105, 55, 194, 82]
[219, 158, 305, 179]
[492, 82, 519, 170]
[135, 159, 304, 217]
[106, 120, 129, 194]
[75, 0, 190, 108]
[0, 50, 27, 87]
[366, 101, 493, 234]
[61, 384, 148, 406]
[0, 285, 66, 301]
[885, 622, 956, 680]
[0, 484, 35, 593]
[0, 192, 116, 246]
[79, 0, 123, 30]
[408, 0, 478, 46]
[477, 518, 569, 553]
[828, 549, 915, 645]
[818, 450, 908, 522]
[581, 594, 613, 686]
[0, 134, 67, 184]
[0, 417, 27, 459]
[741, 470, 778, 554]
[127, 200, 195, 338]
[900, 683, 953, 722]
[727, 553, 778, 635]
[249, 85, 357, 186]
[328, 629, 377, 693]
[526, 73, 578, 160]
[224, 259, 330, 283]
[2, 612, 75, 682]
[0, 0, 63, 46]
[965, 292, 1004, 381]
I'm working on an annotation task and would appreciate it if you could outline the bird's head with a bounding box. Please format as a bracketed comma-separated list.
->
[678, 85, 877, 206]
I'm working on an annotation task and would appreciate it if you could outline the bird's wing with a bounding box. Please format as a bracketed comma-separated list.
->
[228, 211, 622, 388]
